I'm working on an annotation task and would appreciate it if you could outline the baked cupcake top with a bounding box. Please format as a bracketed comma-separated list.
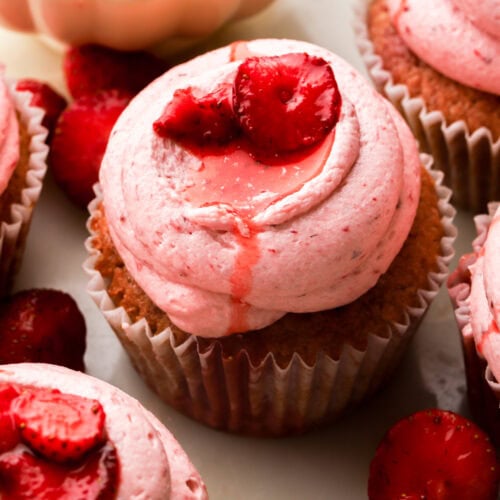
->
[0, 363, 207, 499]
[100, 38, 421, 337]
[387, 0, 500, 94]
[0, 68, 19, 194]
[467, 206, 500, 381]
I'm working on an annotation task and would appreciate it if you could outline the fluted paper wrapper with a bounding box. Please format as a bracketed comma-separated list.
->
[353, 0, 500, 213]
[0, 81, 48, 295]
[84, 164, 455, 436]
[448, 202, 500, 446]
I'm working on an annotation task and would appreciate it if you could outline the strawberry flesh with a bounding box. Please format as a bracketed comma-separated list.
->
[12, 388, 106, 463]
[153, 83, 240, 147]
[15, 79, 67, 143]
[368, 409, 499, 500]
[64, 44, 168, 99]
[233, 52, 341, 157]
[0, 386, 20, 454]
[0, 443, 118, 499]
[0, 289, 86, 371]
[49, 89, 131, 208]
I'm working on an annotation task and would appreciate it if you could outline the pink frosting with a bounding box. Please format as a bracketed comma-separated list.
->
[468, 207, 500, 382]
[0, 69, 20, 195]
[0, 363, 207, 500]
[100, 39, 421, 337]
[387, 0, 500, 95]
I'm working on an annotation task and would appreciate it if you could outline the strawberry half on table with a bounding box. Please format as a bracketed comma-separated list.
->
[368, 409, 499, 500]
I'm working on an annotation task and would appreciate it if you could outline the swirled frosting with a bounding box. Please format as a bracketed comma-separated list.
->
[0, 69, 19, 195]
[100, 39, 421, 337]
[0, 363, 207, 500]
[387, 0, 500, 94]
[468, 207, 500, 382]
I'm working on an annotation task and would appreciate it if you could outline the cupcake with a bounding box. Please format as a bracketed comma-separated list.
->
[354, 0, 500, 212]
[0, 363, 207, 499]
[0, 0, 274, 53]
[448, 203, 500, 447]
[85, 38, 455, 436]
[0, 67, 47, 295]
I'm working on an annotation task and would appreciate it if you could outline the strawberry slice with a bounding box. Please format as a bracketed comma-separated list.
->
[15, 79, 67, 143]
[368, 409, 499, 500]
[153, 83, 240, 146]
[64, 44, 168, 99]
[49, 89, 131, 208]
[233, 52, 341, 157]
[0, 444, 118, 499]
[0, 385, 20, 454]
[12, 388, 106, 463]
[0, 289, 86, 371]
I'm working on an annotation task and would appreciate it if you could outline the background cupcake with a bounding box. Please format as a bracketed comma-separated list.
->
[0, 363, 207, 499]
[448, 203, 500, 447]
[354, 0, 499, 213]
[0, 67, 47, 295]
[85, 38, 456, 436]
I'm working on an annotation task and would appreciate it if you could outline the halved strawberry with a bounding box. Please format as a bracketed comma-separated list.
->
[49, 89, 131, 208]
[15, 79, 67, 143]
[0, 385, 20, 454]
[64, 44, 168, 99]
[0, 289, 86, 371]
[233, 52, 341, 157]
[12, 388, 106, 463]
[368, 409, 499, 500]
[153, 83, 240, 146]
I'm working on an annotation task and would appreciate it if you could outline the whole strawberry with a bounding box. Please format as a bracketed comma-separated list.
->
[368, 409, 499, 500]
[15, 79, 67, 143]
[0, 289, 86, 371]
[64, 44, 168, 99]
[49, 89, 131, 208]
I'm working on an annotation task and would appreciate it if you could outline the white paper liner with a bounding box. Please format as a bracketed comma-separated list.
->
[448, 202, 500, 444]
[0, 80, 48, 295]
[353, 0, 500, 213]
[84, 160, 456, 436]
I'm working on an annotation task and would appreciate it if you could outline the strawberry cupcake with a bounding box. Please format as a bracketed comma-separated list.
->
[0, 67, 47, 295]
[85, 38, 455, 436]
[354, 0, 500, 212]
[0, 363, 208, 499]
[448, 203, 500, 447]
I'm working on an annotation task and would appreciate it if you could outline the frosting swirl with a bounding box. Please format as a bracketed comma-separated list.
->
[468, 206, 500, 382]
[0, 363, 207, 500]
[0, 69, 19, 195]
[100, 39, 421, 337]
[387, 0, 500, 94]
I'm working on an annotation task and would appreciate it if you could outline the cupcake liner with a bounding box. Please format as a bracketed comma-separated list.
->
[0, 81, 48, 296]
[448, 202, 500, 446]
[353, 0, 500, 213]
[84, 160, 456, 436]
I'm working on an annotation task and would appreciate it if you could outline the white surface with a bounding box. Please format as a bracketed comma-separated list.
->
[0, 1, 478, 498]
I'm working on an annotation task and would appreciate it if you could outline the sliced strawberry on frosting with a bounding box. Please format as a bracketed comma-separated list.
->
[12, 388, 106, 463]
[233, 52, 341, 157]
[0, 444, 118, 499]
[0, 385, 20, 454]
[368, 409, 499, 500]
[153, 83, 239, 146]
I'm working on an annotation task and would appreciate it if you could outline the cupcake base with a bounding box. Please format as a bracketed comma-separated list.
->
[354, 0, 500, 213]
[85, 166, 455, 436]
[0, 82, 48, 296]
